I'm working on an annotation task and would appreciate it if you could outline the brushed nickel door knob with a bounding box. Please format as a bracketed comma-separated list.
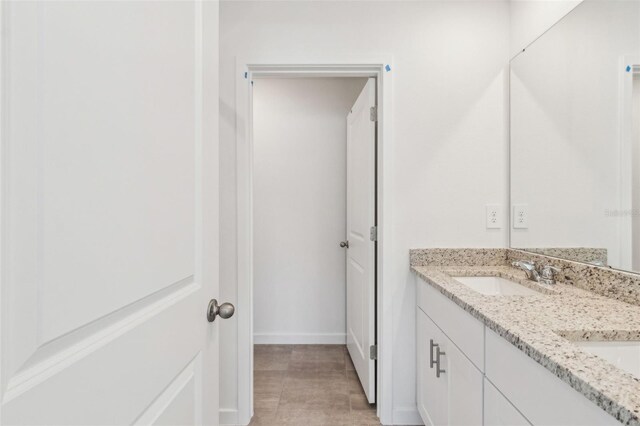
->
[207, 299, 235, 322]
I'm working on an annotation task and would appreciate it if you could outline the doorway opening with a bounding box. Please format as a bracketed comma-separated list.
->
[250, 76, 375, 424]
[235, 60, 393, 426]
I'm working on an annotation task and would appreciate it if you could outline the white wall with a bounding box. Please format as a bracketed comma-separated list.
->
[510, 0, 640, 269]
[252, 78, 367, 344]
[219, 2, 510, 424]
[509, 0, 583, 58]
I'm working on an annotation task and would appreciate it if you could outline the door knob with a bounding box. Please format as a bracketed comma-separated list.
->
[207, 299, 235, 322]
[339, 241, 349, 248]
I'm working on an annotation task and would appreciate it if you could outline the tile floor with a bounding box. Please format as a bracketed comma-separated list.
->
[249, 344, 381, 426]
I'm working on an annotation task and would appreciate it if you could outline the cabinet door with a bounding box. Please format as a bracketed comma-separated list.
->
[484, 378, 531, 426]
[486, 329, 619, 426]
[443, 337, 483, 426]
[417, 308, 447, 426]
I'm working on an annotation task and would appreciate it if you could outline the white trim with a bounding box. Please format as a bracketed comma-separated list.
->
[392, 407, 424, 426]
[235, 55, 394, 426]
[618, 55, 640, 270]
[235, 57, 253, 426]
[219, 408, 239, 426]
[0, 2, 7, 420]
[253, 333, 346, 345]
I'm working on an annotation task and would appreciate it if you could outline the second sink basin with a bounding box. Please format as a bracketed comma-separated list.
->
[452, 276, 540, 296]
[573, 340, 640, 379]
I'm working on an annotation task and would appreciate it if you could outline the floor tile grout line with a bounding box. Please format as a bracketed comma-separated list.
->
[271, 350, 290, 418]
[272, 367, 286, 418]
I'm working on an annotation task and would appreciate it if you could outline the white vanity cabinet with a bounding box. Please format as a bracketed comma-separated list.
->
[484, 329, 619, 426]
[417, 308, 483, 426]
[416, 275, 484, 426]
[416, 276, 619, 426]
[484, 378, 531, 426]
[445, 341, 484, 425]
[417, 309, 447, 426]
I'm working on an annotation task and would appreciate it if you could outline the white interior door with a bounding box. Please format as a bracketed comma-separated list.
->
[345, 78, 376, 403]
[0, 1, 221, 424]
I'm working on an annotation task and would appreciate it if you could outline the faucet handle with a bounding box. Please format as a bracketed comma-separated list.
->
[539, 265, 561, 284]
[540, 264, 560, 274]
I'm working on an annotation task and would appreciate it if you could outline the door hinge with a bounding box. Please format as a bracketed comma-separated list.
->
[370, 106, 378, 122]
[370, 226, 377, 242]
[370, 345, 378, 360]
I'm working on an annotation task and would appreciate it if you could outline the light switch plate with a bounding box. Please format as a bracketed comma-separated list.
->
[513, 204, 529, 229]
[486, 204, 502, 229]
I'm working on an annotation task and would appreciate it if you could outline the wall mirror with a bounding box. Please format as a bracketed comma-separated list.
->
[510, 0, 640, 271]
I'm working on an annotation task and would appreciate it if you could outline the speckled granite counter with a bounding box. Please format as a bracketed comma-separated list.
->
[411, 263, 640, 425]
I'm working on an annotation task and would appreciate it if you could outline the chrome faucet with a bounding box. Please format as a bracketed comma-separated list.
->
[511, 260, 540, 282]
[511, 260, 561, 285]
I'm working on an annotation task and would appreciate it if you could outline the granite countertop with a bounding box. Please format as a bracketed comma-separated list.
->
[411, 264, 640, 425]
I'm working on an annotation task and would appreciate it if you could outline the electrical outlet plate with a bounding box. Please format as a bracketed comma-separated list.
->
[513, 204, 529, 229]
[485, 204, 502, 229]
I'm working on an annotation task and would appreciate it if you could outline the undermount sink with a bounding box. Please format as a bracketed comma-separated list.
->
[452, 276, 540, 296]
[573, 341, 640, 379]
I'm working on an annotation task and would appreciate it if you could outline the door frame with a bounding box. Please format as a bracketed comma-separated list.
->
[234, 56, 393, 426]
[618, 55, 640, 270]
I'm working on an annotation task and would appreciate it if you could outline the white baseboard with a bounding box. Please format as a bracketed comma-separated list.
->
[392, 406, 424, 425]
[220, 408, 239, 426]
[253, 332, 346, 345]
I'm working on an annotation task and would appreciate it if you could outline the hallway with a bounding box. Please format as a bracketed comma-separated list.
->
[250, 345, 381, 425]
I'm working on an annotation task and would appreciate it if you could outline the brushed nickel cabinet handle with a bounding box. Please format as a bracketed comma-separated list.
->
[429, 339, 438, 369]
[436, 346, 446, 378]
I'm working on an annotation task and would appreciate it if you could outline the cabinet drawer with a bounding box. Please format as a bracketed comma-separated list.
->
[417, 277, 484, 370]
[485, 328, 618, 426]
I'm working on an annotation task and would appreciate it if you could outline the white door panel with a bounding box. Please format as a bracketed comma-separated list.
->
[346, 77, 376, 403]
[135, 355, 202, 426]
[1, 1, 219, 424]
[37, 0, 195, 342]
